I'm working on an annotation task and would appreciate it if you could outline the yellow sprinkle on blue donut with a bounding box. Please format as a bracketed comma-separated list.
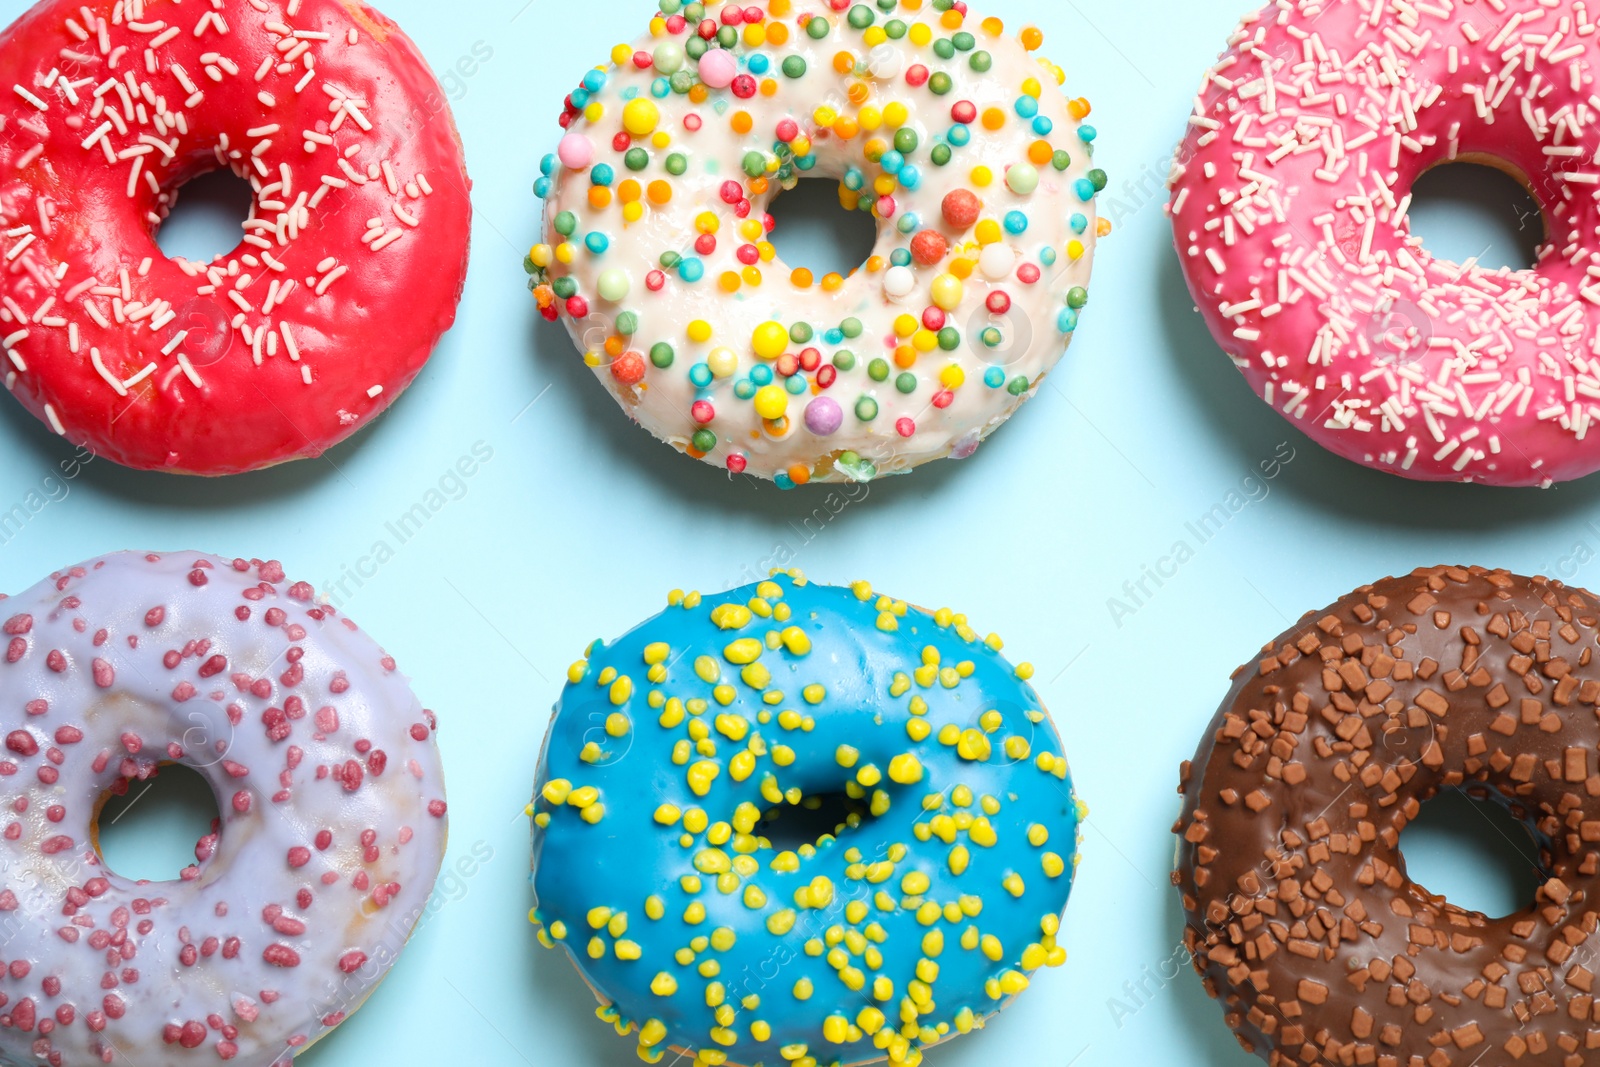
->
[528, 571, 1081, 1066]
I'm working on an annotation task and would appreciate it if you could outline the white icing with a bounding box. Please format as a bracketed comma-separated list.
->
[536, 3, 1100, 484]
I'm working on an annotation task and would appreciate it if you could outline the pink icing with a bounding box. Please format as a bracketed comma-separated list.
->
[0, 552, 446, 1067]
[1171, 0, 1600, 486]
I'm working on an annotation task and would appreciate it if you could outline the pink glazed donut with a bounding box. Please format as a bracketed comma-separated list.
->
[0, 551, 446, 1067]
[1170, 0, 1600, 487]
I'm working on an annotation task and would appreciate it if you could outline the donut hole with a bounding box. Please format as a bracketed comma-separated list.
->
[758, 790, 871, 851]
[94, 763, 221, 883]
[153, 167, 255, 265]
[1397, 788, 1543, 919]
[765, 178, 879, 280]
[1407, 161, 1544, 271]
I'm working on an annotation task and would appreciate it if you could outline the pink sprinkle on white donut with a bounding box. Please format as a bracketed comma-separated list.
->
[557, 132, 595, 170]
[697, 49, 738, 89]
[0, 552, 446, 1067]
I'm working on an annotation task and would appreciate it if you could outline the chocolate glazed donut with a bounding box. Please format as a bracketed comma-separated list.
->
[1174, 566, 1600, 1067]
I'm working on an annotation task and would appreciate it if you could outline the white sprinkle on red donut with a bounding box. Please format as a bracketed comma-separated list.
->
[0, 0, 471, 474]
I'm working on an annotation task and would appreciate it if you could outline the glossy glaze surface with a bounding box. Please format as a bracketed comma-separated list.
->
[0, 0, 471, 474]
[1178, 566, 1600, 1065]
[1173, 0, 1600, 486]
[530, 572, 1080, 1067]
[531, 0, 1101, 487]
[0, 551, 447, 1067]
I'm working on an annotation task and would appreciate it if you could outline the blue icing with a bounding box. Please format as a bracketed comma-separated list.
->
[529, 573, 1082, 1067]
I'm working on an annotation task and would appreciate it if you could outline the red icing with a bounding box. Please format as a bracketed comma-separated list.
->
[0, 0, 472, 474]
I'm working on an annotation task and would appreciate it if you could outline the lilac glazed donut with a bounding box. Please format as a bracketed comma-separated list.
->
[0, 551, 446, 1067]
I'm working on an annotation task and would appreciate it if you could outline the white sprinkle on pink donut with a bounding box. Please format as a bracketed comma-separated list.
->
[1172, 0, 1600, 486]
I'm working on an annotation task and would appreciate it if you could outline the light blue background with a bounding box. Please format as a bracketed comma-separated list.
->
[0, 0, 1575, 1063]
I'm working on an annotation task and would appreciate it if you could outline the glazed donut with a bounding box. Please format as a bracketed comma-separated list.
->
[0, 0, 471, 474]
[528, 0, 1104, 488]
[0, 551, 447, 1067]
[1170, 0, 1600, 487]
[528, 571, 1081, 1067]
[1174, 565, 1600, 1067]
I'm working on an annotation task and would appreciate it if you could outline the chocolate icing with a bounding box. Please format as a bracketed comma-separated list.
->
[1175, 566, 1600, 1066]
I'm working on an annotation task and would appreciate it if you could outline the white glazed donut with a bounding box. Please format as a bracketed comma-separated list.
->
[528, 0, 1105, 488]
[0, 551, 447, 1067]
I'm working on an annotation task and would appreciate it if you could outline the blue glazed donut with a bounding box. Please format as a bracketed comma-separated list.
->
[527, 571, 1082, 1067]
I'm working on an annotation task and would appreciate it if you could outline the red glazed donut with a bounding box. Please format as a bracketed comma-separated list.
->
[0, 0, 471, 474]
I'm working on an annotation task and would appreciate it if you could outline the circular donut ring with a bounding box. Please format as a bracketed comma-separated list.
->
[0, 0, 471, 474]
[1177, 565, 1600, 1067]
[530, 0, 1103, 487]
[528, 571, 1081, 1067]
[1171, 0, 1600, 486]
[0, 551, 447, 1067]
